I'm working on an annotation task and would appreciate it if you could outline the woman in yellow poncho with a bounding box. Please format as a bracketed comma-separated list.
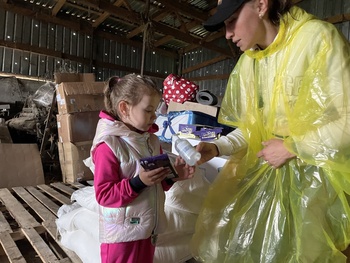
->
[191, 0, 350, 262]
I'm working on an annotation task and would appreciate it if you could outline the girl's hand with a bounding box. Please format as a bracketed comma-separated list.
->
[139, 167, 169, 186]
[195, 142, 219, 165]
[257, 138, 296, 168]
[172, 156, 196, 181]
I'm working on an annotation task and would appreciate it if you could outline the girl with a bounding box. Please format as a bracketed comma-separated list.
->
[192, 0, 350, 262]
[88, 73, 195, 263]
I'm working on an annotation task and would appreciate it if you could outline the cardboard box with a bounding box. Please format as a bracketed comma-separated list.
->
[155, 111, 194, 143]
[57, 111, 99, 143]
[58, 141, 93, 183]
[56, 82, 105, 114]
[54, 73, 96, 84]
[155, 110, 234, 143]
[167, 101, 218, 117]
[0, 144, 45, 189]
[0, 125, 12, 143]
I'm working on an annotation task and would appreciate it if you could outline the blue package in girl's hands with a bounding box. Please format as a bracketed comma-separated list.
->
[140, 153, 178, 179]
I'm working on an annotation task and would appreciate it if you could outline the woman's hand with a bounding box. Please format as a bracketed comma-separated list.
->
[172, 156, 196, 181]
[257, 138, 296, 168]
[195, 142, 219, 165]
[139, 167, 169, 186]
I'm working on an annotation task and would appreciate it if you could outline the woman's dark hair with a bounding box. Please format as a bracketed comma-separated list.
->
[104, 73, 161, 119]
[268, 0, 293, 25]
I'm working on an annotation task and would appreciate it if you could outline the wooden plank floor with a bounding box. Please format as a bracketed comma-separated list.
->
[0, 182, 90, 263]
[2, 180, 349, 263]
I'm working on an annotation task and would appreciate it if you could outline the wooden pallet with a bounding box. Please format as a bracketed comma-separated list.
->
[0, 181, 90, 263]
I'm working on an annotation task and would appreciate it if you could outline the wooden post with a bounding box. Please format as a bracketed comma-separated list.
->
[141, 0, 151, 76]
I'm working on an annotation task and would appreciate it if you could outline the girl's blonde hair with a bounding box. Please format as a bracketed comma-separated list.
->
[104, 73, 161, 119]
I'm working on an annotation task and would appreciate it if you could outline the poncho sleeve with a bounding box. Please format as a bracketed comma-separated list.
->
[283, 21, 350, 174]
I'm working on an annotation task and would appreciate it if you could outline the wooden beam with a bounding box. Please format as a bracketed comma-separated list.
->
[120, 0, 132, 11]
[93, 0, 124, 28]
[151, 10, 171, 22]
[79, 0, 226, 57]
[152, 21, 234, 57]
[0, 39, 91, 64]
[0, 2, 93, 34]
[62, 1, 100, 16]
[0, 1, 177, 59]
[185, 20, 202, 31]
[190, 74, 230, 81]
[174, 11, 187, 32]
[0, 72, 47, 82]
[93, 60, 168, 79]
[182, 55, 228, 74]
[1, 0, 232, 58]
[127, 9, 170, 39]
[156, 0, 208, 22]
[93, 12, 111, 28]
[52, 0, 66, 16]
[182, 44, 201, 53]
[182, 33, 228, 55]
[324, 13, 350, 24]
[127, 25, 145, 39]
[205, 31, 225, 43]
[183, 31, 225, 54]
[82, 0, 139, 23]
[154, 35, 175, 47]
[140, 0, 151, 75]
[95, 30, 177, 58]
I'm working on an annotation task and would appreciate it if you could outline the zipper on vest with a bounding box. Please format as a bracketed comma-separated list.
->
[151, 184, 159, 245]
[146, 136, 154, 156]
[147, 136, 159, 245]
[151, 233, 158, 245]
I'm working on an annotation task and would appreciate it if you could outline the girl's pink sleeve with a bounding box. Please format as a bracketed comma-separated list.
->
[93, 142, 138, 207]
[162, 179, 173, 191]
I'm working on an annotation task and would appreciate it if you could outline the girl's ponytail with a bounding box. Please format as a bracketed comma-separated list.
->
[104, 76, 120, 119]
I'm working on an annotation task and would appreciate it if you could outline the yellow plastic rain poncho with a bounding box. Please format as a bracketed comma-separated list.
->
[191, 6, 350, 263]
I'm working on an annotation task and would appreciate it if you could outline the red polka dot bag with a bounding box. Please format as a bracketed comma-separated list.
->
[162, 74, 199, 105]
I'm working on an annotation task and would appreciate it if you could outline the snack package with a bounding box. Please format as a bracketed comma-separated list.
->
[140, 153, 178, 179]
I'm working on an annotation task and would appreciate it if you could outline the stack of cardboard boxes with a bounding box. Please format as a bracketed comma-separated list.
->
[55, 73, 105, 183]
[0, 123, 46, 188]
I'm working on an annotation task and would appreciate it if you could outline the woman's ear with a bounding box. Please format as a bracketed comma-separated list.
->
[258, 0, 269, 17]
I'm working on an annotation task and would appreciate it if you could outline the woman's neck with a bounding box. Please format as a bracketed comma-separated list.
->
[258, 23, 280, 50]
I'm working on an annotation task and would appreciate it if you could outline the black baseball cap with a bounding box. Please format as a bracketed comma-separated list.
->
[203, 0, 247, 31]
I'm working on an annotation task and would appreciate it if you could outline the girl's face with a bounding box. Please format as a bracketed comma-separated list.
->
[224, 1, 264, 51]
[123, 93, 160, 132]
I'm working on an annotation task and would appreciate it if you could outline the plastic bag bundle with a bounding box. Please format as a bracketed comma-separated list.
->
[191, 156, 350, 262]
[32, 82, 55, 107]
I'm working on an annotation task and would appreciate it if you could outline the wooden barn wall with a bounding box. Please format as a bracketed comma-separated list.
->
[181, 37, 237, 105]
[0, 8, 177, 82]
[182, 0, 350, 105]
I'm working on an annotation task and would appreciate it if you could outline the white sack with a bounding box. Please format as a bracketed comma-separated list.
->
[163, 208, 198, 236]
[165, 169, 210, 213]
[57, 202, 81, 218]
[70, 186, 99, 213]
[56, 206, 99, 241]
[61, 230, 101, 263]
[154, 233, 193, 263]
